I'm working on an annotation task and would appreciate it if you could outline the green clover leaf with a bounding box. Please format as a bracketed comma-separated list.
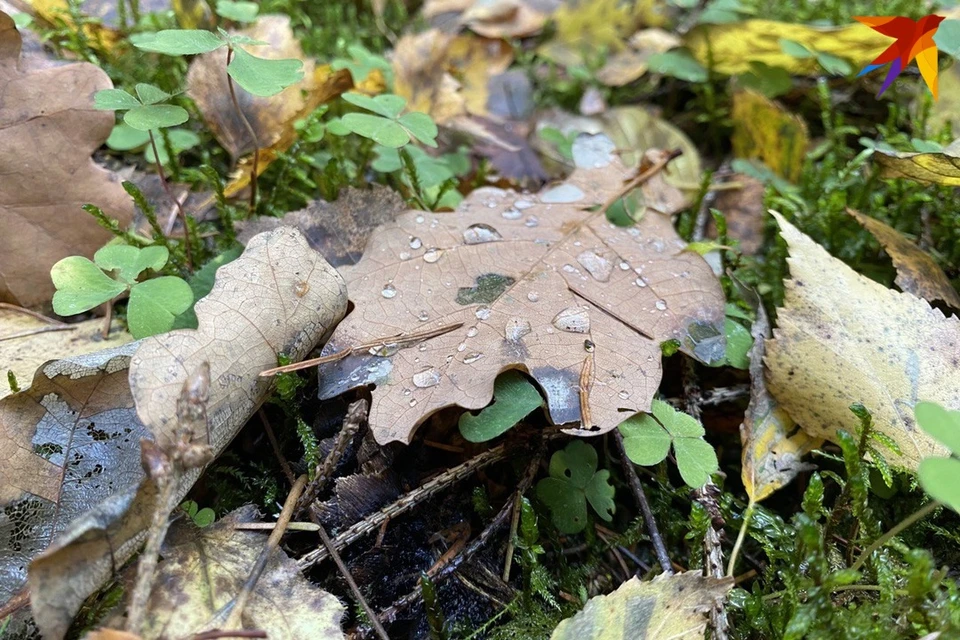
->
[459, 371, 544, 443]
[227, 47, 304, 97]
[127, 276, 194, 338]
[619, 399, 718, 487]
[340, 92, 438, 148]
[536, 440, 615, 534]
[51, 256, 128, 316]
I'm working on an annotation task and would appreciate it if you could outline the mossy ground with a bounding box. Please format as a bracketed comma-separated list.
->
[32, 0, 960, 638]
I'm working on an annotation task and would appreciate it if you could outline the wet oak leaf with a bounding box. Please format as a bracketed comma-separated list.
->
[847, 208, 960, 309]
[111, 506, 344, 639]
[0, 10, 133, 309]
[550, 571, 733, 640]
[26, 228, 347, 639]
[316, 136, 725, 445]
[765, 212, 960, 471]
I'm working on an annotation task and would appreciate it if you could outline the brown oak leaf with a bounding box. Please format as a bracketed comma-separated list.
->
[0, 10, 132, 309]
[316, 135, 725, 444]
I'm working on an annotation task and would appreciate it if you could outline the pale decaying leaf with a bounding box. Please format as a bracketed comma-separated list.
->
[187, 15, 352, 161]
[873, 139, 960, 187]
[107, 506, 344, 639]
[739, 289, 818, 504]
[766, 212, 960, 471]
[684, 19, 890, 76]
[317, 135, 725, 445]
[392, 29, 513, 125]
[0, 311, 132, 400]
[0, 342, 147, 621]
[550, 571, 733, 640]
[17, 228, 347, 639]
[731, 90, 808, 183]
[0, 10, 133, 309]
[847, 208, 960, 309]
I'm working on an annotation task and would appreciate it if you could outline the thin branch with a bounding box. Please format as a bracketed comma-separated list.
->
[612, 429, 673, 575]
[259, 322, 465, 377]
[298, 443, 512, 570]
[311, 508, 391, 640]
[297, 399, 367, 514]
[0, 303, 70, 325]
[0, 324, 76, 342]
[259, 409, 296, 487]
[223, 475, 308, 631]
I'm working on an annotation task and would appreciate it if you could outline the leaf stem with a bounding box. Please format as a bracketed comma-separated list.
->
[226, 46, 261, 217]
[850, 500, 939, 572]
[148, 130, 193, 269]
[726, 500, 755, 577]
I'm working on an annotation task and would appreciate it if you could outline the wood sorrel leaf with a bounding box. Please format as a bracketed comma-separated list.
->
[51, 256, 127, 315]
[134, 29, 225, 55]
[227, 47, 304, 97]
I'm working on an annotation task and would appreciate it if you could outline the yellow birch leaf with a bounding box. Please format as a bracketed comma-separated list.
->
[765, 212, 960, 471]
[873, 139, 960, 187]
[731, 90, 809, 182]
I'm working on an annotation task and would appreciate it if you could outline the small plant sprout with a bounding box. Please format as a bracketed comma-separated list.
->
[132, 28, 305, 212]
[94, 83, 194, 267]
[536, 440, 615, 534]
[51, 244, 192, 339]
[618, 399, 719, 488]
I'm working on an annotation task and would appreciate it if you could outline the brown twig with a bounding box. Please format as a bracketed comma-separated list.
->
[101, 298, 113, 339]
[222, 475, 307, 631]
[612, 429, 673, 575]
[298, 443, 512, 570]
[127, 363, 214, 634]
[0, 302, 70, 325]
[259, 322, 465, 377]
[259, 409, 296, 487]
[502, 492, 522, 582]
[365, 443, 545, 634]
[225, 47, 261, 217]
[311, 507, 391, 640]
[599, 148, 684, 214]
[0, 324, 76, 343]
[297, 399, 367, 514]
[192, 630, 267, 639]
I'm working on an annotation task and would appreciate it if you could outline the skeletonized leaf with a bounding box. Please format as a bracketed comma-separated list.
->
[765, 212, 960, 470]
[316, 136, 725, 445]
[872, 139, 960, 187]
[550, 571, 733, 640]
[847, 208, 960, 308]
[27, 228, 348, 639]
[738, 288, 818, 504]
[109, 506, 344, 639]
[0, 11, 133, 309]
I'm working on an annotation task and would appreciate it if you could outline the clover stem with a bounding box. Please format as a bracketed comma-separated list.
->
[850, 500, 939, 573]
[726, 500, 755, 577]
[147, 130, 193, 269]
[225, 46, 261, 217]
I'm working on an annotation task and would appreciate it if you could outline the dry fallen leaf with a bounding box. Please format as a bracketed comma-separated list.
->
[872, 139, 960, 187]
[847, 208, 960, 309]
[596, 27, 681, 85]
[423, 0, 553, 39]
[188, 15, 352, 162]
[392, 29, 513, 125]
[684, 19, 890, 76]
[315, 136, 725, 445]
[731, 90, 808, 182]
[537, 0, 639, 67]
[22, 228, 347, 639]
[0, 10, 133, 309]
[765, 212, 960, 471]
[0, 309, 132, 400]
[236, 186, 408, 267]
[106, 506, 344, 639]
[550, 571, 733, 640]
[709, 174, 766, 255]
[739, 288, 817, 504]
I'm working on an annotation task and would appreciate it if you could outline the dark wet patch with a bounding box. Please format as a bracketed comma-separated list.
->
[455, 273, 516, 305]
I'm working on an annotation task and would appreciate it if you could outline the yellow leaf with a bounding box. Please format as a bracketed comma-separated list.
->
[684, 19, 890, 76]
[538, 0, 638, 67]
[551, 571, 733, 640]
[731, 90, 808, 182]
[873, 139, 960, 186]
[766, 212, 960, 471]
